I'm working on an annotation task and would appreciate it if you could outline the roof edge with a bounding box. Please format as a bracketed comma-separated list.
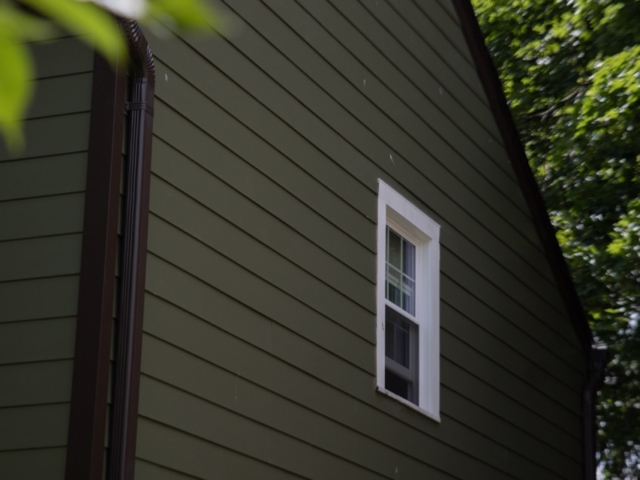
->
[451, 0, 593, 351]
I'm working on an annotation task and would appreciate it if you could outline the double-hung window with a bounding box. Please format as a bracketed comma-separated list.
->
[376, 180, 440, 421]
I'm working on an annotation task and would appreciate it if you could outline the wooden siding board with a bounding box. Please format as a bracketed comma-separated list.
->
[152, 54, 375, 229]
[145, 223, 374, 369]
[434, 0, 461, 25]
[140, 377, 394, 480]
[443, 303, 582, 395]
[264, 0, 517, 203]
[135, 460, 210, 480]
[150, 35, 385, 216]
[219, 0, 528, 227]
[0, 234, 82, 282]
[137, 420, 308, 480]
[26, 73, 92, 120]
[146, 170, 581, 418]
[0, 361, 73, 407]
[321, 0, 506, 163]
[0, 195, 84, 242]
[141, 339, 581, 479]
[0, 448, 67, 480]
[143, 289, 372, 399]
[157, 7, 582, 331]
[438, 227, 570, 329]
[441, 276, 583, 380]
[0, 318, 75, 365]
[151, 142, 374, 308]
[0, 154, 86, 201]
[139, 2, 588, 479]
[150, 55, 375, 253]
[144, 288, 582, 452]
[152, 100, 374, 281]
[0, 276, 79, 324]
[151, 106, 373, 280]
[0, 114, 90, 162]
[440, 387, 582, 466]
[0, 404, 69, 450]
[355, 0, 491, 124]
[443, 250, 583, 366]
[140, 313, 581, 480]
[150, 18, 574, 339]
[149, 173, 373, 315]
[0, 37, 90, 480]
[141, 373, 456, 480]
[31, 38, 93, 79]
[442, 330, 581, 424]
[140, 339, 482, 478]
[443, 356, 582, 438]
[441, 388, 582, 477]
[408, 0, 471, 61]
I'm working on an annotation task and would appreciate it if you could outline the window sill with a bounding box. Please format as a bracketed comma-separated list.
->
[376, 386, 441, 423]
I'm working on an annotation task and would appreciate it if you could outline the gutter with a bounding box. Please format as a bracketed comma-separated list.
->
[65, 19, 154, 480]
[108, 19, 155, 480]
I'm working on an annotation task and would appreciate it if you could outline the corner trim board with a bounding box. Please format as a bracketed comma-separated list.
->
[65, 51, 127, 480]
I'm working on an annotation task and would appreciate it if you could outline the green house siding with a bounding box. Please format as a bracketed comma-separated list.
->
[136, 1, 586, 479]
[0, 37, 93, 480]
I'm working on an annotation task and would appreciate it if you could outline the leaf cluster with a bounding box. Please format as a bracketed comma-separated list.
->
[0, 0, 217, 150]
[473, 0, 640, 478]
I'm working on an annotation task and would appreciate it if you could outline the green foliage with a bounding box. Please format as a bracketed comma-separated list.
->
[0, 0, 217, 149]
[473, 0, 640, 477]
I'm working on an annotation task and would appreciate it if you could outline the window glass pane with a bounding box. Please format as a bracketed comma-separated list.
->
[403, 241, 416, 315]
[388, 228, 402, 270]
[386, 227, 416, 314]
[385, 309, 410, 368]
[385, 370, 409, 400]
[386, 264, 402, 307]
[403, 277, 415, 316]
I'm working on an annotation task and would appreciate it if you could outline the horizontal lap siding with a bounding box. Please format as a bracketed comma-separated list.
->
[0, 37, 92, 479]
[0, 448, 67, 480]
[139, 2, 585, 480]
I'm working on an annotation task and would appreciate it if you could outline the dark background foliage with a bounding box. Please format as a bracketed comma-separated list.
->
[472, 0, 640, 478]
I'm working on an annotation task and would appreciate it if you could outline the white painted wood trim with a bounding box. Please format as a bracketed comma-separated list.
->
[377, 180, 441, 421]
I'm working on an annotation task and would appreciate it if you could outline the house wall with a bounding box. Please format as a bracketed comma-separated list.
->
[0, 37, 94, 479]
[136, 1, 587, 479]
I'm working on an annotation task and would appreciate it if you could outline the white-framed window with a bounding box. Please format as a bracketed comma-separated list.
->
[376, 180, 441, 421]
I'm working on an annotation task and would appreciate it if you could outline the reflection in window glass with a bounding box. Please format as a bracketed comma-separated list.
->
[385, 312, 410, 368]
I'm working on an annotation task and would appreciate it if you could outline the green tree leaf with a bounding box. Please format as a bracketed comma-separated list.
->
[23, 0, 125, 63]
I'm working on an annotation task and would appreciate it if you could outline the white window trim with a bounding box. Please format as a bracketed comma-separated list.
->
[376, 180, 441, 422]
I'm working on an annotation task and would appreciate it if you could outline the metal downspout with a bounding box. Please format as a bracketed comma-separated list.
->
[107, 19, 155, 480]
[583, 347, 608, 480]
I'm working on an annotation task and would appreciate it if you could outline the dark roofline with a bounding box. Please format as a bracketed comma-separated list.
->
[451, 0, 594, 352]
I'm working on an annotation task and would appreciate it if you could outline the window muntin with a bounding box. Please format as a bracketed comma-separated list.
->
[386, 227, 416, 316]
[376, 180, 440, 421]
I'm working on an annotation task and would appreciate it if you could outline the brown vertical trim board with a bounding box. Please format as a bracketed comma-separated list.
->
[65, 52, 126, 480]
[107, 20, 155, 480]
